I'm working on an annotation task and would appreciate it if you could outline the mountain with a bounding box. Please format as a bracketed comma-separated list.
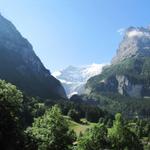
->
[112, 27, 150, 64]
[52, 64, 106, 97]
[0, 14, 66, 99]
[86, 26, 150, 98]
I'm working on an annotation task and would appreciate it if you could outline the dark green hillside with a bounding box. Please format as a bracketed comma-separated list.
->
[0, 46, 64, 99]
[85, 57, 150, 119]
[85, 27, 150, 120]
[0, 14, 66, 99]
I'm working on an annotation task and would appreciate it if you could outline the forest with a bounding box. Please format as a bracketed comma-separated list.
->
[0, 79, 149, 150]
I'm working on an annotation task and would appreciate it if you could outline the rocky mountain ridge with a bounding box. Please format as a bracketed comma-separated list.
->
[86, 26, 150, 98]
[112, 26, 150, 64]
[0, 14, 66, 99]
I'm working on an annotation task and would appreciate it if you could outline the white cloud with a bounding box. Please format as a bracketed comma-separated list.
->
[59, 79, 73, 84]
[127, 30, 144, 37]
[127, 29, 150, 38]
[52, 71, 61, 77]
[81, 63, 107, 79]
[117, 28, 125, 35]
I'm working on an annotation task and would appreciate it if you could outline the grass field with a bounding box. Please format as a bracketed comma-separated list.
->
[64, 116, 96, 136]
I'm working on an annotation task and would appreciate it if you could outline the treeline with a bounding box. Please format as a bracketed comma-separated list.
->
[0, 80, 110, 149]
[0, 80, 150, 150]
[21, 94, 112, 128]
[83, 92, 150, 119]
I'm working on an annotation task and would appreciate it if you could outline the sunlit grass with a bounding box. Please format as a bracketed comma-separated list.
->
[64, 116, 97, 136]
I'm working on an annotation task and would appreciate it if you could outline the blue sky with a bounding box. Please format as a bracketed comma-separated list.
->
[0, 0, 150, 71]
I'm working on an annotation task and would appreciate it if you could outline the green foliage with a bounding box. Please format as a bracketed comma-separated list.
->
[68, 109, 80, 122]
[84, 57, 150, 121]
[0, 80, 148, 150]
[51, 96, 109, 123]
[0, 79, 23, 112]
[77, 124, 110, 150]
[21, 95, 46, 128]
[26, 105, 76, 150]
[85, 106, 104, 123]
[0, 80, 24, 149]
[128, 119, 150, 142]
[86, 57, 150, 95]
[86, 58, 134, 89]
[109, 113, 143, 150]
[85, 92, 150, 119]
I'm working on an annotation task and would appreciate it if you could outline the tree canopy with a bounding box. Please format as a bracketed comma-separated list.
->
[0, 80, 24, 149]
[26, 105, 76, 150]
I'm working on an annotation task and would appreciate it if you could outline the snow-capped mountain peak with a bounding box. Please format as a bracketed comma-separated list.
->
[81, 63, 106, 80]
[52, 63, 107, 97]
[52, 71, 62, 77]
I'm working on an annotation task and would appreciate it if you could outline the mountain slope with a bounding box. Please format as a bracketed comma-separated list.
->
[86, 27, 150, 98]
[52, 64, 106, 96]
[0, 14, 66, 99]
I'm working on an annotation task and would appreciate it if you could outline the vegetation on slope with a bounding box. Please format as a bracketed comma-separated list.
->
[0, 79, 149, 150]
[86, 57, 150, 91]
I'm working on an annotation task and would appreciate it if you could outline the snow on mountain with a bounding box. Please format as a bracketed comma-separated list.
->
[52, 63, 107, 97]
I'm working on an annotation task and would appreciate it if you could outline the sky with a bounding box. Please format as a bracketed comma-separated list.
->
[0, 0, 150, 71]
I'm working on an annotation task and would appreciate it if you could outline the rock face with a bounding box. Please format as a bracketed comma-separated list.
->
[116, 75, 143, 97]
[52, 64, 106, 97]
[93, 75, 144, 98]
[112, 27, 150, 64]
[0, 15, 66, 99]
[86, 26, 150, 98]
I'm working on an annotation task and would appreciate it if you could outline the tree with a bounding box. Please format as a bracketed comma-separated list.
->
[68, 109, 80, 122]
[106, 118, 113, 128]
[26, 105, 76, 150]
[85, 107, 104, 123]
[108, 113, 143, 150]
[0, 80, 24, 149]
[77, 124, 110, 150]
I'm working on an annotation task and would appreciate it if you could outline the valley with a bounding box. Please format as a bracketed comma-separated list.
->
[0, 11, 149, 150]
